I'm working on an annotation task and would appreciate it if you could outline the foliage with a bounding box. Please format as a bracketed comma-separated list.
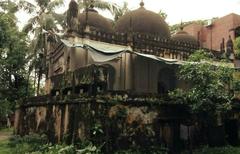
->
[158, 10, 167, 20]
[175, 50, 233, 121]
[17, 0, 64, 96]
[0, 133, 105, 154]
[0, 12, 30, 117]
[168, 89, 188, 104]
[8, 132, 240, 154]
[77, 0, 121, 22]
[39, 144, 75, 154]
[233, 80, 240, 91]
[234, 37, 240, 59]
[113, 2, 129, 22]
[0, 139, 11, 154]
[91, 123, 104, 136]
[0, 99, 11, 118]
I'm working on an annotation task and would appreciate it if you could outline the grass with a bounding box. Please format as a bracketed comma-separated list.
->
[0, 128, 13, 154]
[0, 139, 12, 154]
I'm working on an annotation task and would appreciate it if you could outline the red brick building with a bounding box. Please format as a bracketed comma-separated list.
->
[183, 13, 240, 52]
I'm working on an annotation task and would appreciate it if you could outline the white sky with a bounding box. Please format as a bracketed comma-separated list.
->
[16, 0, 240, 28]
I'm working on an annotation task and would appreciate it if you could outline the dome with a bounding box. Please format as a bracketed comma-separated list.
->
[78, 8, 113, 33]
[172, 30, 199, 46]
[115, 3, 170, 38]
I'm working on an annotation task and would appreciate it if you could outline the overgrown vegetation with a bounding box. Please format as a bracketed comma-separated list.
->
[170, 50, 233, 123]
[0, 10, 31, 119]
[0, 134, 100, 154]
[1, 133, 240, 154]
[234, 37, 240, 59]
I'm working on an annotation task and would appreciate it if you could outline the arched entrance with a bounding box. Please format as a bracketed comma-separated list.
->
[157, 68, 176, 94]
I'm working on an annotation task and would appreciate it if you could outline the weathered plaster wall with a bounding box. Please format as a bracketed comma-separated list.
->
[133, 55, 179, 94]
[14, 102, 188, 151]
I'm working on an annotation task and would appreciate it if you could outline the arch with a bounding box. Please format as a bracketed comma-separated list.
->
[157, 68, 176, 94]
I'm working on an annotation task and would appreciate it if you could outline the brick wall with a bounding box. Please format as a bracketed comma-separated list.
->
[184, 13, 240, 51]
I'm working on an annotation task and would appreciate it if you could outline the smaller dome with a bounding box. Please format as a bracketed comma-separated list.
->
[78, 8, 113, 33]
[172, 30, 198, 46]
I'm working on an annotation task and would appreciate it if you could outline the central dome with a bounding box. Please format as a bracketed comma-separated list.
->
[115, 4, 170, 38]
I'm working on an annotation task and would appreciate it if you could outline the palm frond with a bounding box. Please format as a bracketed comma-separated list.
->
[0, 1, 18, 14]
[18, 0, 36, 13]
[36, 0, 49, 9]
[94, 0, 119, 15]
[113, 2, 129, 21]
[22, 16, 39, 33]
[52, 12, 67, 28]
[47, 0, 64, 12]
[40, 13, 56, 30]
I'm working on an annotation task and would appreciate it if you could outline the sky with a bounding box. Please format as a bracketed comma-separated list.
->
[16, 0, 240, 28]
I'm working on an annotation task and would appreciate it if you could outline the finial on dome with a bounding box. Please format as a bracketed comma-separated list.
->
[180, 21, 184, 30]
[140, 0, 144, 7]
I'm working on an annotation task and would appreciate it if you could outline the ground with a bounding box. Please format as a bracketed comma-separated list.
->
[0, 128, 12, 141]
[0, 128, 12, 154]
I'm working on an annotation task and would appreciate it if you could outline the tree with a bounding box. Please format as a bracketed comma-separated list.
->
[172, 50, 233, 123]
[234, 37, 240, 59]
[112, 1, 129, 22]
[158, 10, 167, 20]
[19, 0, 64, 96]
[77, 0, 120, 16]
[79, 0, 130, 22]
[0, 12, 30, 117]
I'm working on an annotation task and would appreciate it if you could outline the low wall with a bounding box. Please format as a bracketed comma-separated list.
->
[14, 96, 191, 153]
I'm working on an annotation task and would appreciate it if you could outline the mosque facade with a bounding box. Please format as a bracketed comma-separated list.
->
[14, 0, 240, 152]
[45, 0, 219, 96]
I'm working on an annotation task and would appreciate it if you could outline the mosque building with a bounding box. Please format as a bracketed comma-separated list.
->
[14, 1, 240, 151]
[46, 0, 232, 96]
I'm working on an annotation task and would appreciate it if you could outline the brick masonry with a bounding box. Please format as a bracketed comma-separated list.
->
[184, 13, 240, 51]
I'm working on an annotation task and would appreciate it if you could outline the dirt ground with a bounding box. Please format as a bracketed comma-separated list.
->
[0, 129, 12, 141]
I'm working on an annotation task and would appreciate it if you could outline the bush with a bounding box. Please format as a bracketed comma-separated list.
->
[235, 50, 240, 59]
[234, 37, 240, 59]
